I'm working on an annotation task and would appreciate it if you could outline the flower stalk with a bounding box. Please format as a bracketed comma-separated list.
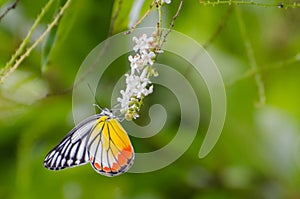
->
[117, 0, 171, 120]
[117, 33, 160, 120]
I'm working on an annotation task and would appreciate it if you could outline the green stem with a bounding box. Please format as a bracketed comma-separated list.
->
[0, 0, 72, 84]
[125, 0, 156, 35]
[109, 0, 122, 36]
[0, 0, 56, 78]
[200, 0, 300, 8]
[0, 0, 19, 22]
[157, 1, 163, 43]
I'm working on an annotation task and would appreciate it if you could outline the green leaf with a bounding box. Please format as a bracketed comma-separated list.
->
[41, 26, 57, 73]
[41, 0, 67, 73]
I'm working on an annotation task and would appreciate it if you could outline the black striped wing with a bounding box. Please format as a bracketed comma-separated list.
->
[44, 114, 102, 170]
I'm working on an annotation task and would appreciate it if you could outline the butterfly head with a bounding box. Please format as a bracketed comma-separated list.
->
[101, 108, 116, 119]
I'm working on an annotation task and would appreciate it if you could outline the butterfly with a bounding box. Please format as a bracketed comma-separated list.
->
[44, 108, 134, 177]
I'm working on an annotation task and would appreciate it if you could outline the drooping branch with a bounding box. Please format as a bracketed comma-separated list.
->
[0, 0, 19, 22]
[125, 0, 156, 35]
[0, 0, 72, 84]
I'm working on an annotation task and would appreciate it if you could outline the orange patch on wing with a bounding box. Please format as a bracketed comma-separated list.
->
[103, 166, 111, 172]
[90, 156, 94, 162]
[111, 163, 120, 172]
[124, 146, 133, 152]
[121, 146, 133, 159]
[94, 162, 102, 170]
[117, 154, 127, 165]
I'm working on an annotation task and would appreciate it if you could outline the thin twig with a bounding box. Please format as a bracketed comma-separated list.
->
[125, 0, 156, 35]
[108, 0, 122, 36]
[199, 0, 300, 8]
[0, 0, 72, 84]
[47, 0, 123, 97]
[0, 0, 56, 80]
[156, 0, 163, 45]
[0, 0, 19, 22]
[203, 6, 234, 49]
[46, 41, 111, 97]
[47, 0, 122, 97]
[160, 0, 183, 48]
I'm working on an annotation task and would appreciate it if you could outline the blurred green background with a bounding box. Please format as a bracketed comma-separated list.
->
[1, 0, 300, 198]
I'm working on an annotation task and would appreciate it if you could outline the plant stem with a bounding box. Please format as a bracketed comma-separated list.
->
[125, 0, 156, 35]
[0, 0, 72, 84]
[199, 0, 300, 8]
[0, 0, 56, 82]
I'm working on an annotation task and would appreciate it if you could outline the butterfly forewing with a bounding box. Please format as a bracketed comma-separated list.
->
[88, 116, 134, 177]
[44, 115, 102, 170]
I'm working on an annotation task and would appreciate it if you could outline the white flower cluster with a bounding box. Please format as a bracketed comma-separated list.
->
[117, 34, 159, 120]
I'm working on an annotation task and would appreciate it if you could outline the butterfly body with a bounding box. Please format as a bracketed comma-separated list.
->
[44, 109, 134, 177]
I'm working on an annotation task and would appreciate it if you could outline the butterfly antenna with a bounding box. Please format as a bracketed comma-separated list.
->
[93, 104, 103, 112]
[87, 83, 103, 112]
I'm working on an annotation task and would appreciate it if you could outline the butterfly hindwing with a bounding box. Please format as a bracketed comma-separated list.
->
[87, 115, 134, 177]
[44, 115, 102, 170]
